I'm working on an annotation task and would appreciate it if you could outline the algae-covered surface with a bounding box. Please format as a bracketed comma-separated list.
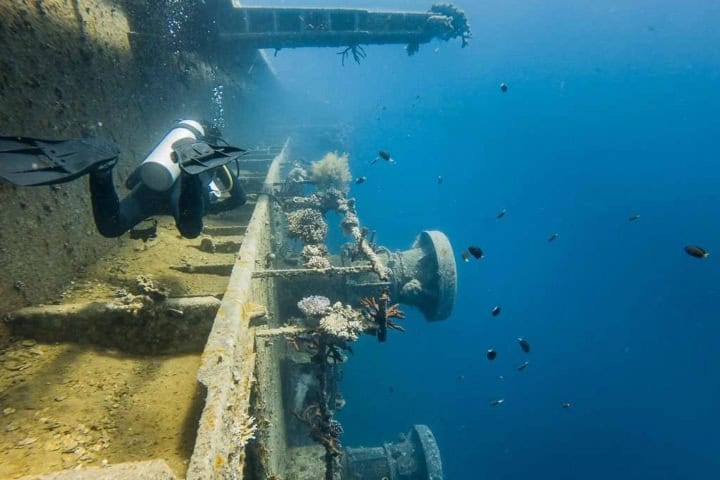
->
[0, 341, 202, 479]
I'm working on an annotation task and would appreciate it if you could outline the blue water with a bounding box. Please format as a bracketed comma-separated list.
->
[246, 1, 720, 478]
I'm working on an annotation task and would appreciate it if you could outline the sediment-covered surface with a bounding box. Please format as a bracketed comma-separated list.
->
[0, 340, 202, 479]
[0, 208, 259, 479]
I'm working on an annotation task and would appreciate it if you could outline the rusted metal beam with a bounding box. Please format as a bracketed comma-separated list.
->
[213, 4, 471, 52]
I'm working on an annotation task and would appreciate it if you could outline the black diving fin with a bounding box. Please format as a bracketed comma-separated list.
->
[0, 136, 120, 186]
[171, 137, 247, 176]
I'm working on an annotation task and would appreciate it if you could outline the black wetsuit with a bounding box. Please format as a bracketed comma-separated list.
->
[89, 166, 246, 239]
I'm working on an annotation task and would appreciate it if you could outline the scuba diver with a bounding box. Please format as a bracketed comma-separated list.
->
[0, 120, 247, 239]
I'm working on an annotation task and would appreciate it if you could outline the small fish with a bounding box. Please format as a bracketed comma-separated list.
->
[468, 246, 484, 259]
[561, 402, 572, 409]
[388, 386, 395, 393]
[378, 150, 394, 163]
[497, 375, 504, 381]
[685, 245, 709, 259]
[548, 233, 559, 242]
[355, 176, 367, 185]
[437, 175, 443, 184]
[461, 251, 470, 263]
[490, 399, 505, 406]
[628, 213, 640, 221]
[497, 209, 506, 219]
[518, 337, 531, 353]
[517, 361, 529, 371]
[491, 305, 501, 317]
[500, 82, 508, 93]
[486, 349, 497, 361]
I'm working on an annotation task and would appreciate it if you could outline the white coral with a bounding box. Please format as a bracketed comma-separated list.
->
[302, 244, 330, 270]
[286, 208, 328, 244]
[305, 256, 331, 269]
[319, 302, 364, 341]
[297, 296, 331, 318]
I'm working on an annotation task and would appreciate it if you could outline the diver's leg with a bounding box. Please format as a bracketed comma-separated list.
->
[172, 173, 205, 239]
[89, 169, 152, 238]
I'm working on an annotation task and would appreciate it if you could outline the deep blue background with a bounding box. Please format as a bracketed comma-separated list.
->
[242, 1, 720, 478]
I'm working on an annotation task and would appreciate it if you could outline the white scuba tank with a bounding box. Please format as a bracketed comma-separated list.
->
[139, 120, 205, 191]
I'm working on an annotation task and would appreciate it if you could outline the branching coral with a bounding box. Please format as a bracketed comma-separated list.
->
[293, 403, 343, 456]
[230, 413, 257, 450]
[310, 151, 352, 192]
[361, 290, 406, 342]
[286, 208, 328, 244]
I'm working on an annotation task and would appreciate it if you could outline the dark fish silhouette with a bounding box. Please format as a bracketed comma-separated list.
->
[486, 349, 497, 361]
[490, 399, 505, 406]
[461, 251, 470, 263]
[377, 150, 394, 163]
[685, 245, 709, 258]
[497, 209, 506, 219]
[628, 214, 640, 221]
[491, 306, 501, 317]
[561, 402, 572, 409]
[500, 82, 508, 93]
[468, 246, 484, 259]
[355, 176, 366, 185]
[517, 361, 529, 371]
[518, 338, 530, 353]
[548, 233, 559, 242]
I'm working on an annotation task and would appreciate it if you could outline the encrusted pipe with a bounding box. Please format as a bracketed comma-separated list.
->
[252, 265, 375, 278]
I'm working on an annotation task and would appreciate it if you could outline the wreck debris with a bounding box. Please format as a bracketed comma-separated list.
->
[217, 4, 472, 58]
[135, 275, 169, 300]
